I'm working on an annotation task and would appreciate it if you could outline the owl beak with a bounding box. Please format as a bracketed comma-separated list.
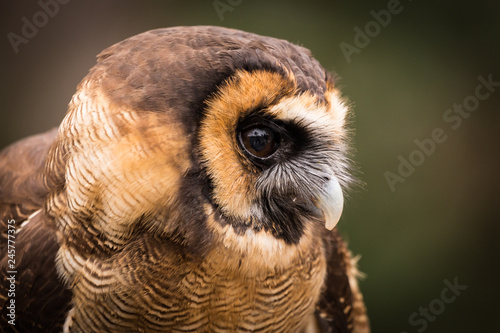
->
[315, 177, 344, 230]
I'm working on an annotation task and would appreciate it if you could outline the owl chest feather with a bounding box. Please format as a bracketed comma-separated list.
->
[63, 231, 327, 332]
[170, 247, 326, 332]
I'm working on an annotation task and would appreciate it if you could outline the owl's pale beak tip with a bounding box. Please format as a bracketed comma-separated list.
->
[317, 177, 344, 231]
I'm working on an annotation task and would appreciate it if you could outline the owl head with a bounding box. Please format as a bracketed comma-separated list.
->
[45, 26, 354, 264]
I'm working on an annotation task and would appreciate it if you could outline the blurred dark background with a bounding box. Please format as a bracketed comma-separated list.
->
[1, 1, 499, 332]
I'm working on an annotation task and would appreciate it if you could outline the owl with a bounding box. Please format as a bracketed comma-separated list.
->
[0, 26, 369, 332]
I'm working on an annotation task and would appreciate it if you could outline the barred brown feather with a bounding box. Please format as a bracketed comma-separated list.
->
[0, 26, 369, 332]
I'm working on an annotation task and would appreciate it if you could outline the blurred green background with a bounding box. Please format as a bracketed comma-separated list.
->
[1, 1, 499, 332]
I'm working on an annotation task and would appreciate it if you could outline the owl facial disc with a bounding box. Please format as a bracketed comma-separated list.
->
[316, 177, 344, 230]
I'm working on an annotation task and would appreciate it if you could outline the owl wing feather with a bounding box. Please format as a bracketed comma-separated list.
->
[0, 129, 57, 242]
[0, 128, 71, 332]
[316, 229, 370, 333]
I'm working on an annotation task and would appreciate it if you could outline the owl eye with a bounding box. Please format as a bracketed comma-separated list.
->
[239, 125, 279, 159]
